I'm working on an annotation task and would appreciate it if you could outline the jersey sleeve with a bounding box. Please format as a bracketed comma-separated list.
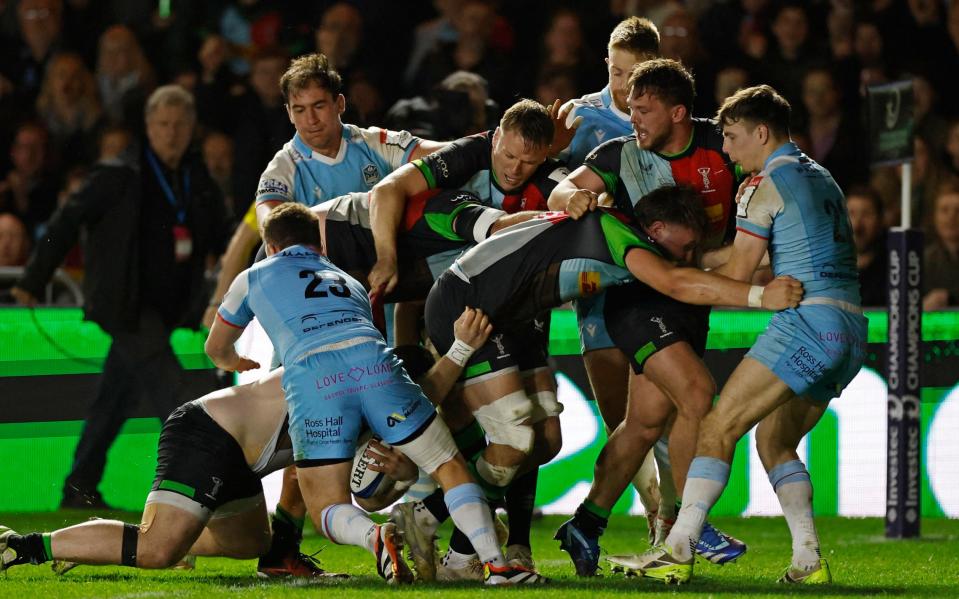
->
[412, 134, 488, 190]
[255, 148, 296, 206]
[418, 191, 505, 243]
[357, 126, 421, 170]
[217, 269, 255, 328]
[584, 139, 623, 194]
[735, 176, 782, 240]
[598, 211, 660, 268]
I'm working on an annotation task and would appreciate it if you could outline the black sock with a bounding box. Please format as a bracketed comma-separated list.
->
[448, 526, 475, 555]
[505, 468, 537, 548]
[263, 508, 303, 560]
[571, 501, 609, 538]
[422, 488, 450, 523]
[7, 532, 52, 566]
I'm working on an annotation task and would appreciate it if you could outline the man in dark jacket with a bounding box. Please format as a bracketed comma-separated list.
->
[12, 85, 229, 508]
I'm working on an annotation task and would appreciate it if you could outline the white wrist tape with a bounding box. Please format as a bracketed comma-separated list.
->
[445, 339, 476, 367]
[748, 285, 765, 308]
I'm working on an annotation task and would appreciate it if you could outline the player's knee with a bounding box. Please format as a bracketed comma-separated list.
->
[537, 421, 563, 464]
[473, 390, 536, 456]
[137, 542, 182, 569]
[672, 379, 716, 419]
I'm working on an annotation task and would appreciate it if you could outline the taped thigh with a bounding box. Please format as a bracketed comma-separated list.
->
[395, 416, 459, 475]
[528, 390, 564, 423]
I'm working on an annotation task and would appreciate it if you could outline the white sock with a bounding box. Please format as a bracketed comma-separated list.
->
[769, 460, 821, 570]
[319, 503, 378, 554]
[654, 437, 678, 519]
[444, 482, 504, 566]
[666, 457, 730, 560]
[442, 547, 477, 567]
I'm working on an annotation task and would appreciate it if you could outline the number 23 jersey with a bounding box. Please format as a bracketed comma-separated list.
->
[217, 245, 380, 366]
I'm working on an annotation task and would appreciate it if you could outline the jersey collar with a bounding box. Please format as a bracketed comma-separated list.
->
[276, 244, 321, 258]
[601, 86, 630, 122]
[763, 141, 800, 169]
[292, 129, 349, 165]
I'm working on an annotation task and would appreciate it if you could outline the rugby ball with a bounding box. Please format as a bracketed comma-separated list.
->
[350, 432, 395, 499]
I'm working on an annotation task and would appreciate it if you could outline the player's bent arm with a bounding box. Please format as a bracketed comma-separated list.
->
[369, 163, 429, 292]
[625, 247, 802, 310]
[255, 199, 282, 228]
[205, 316, 258, 372]
[711, 231, 770, 282]
[488, 210, 542, 235]
[547, 166, 604, 216]
[408, 139, 449, 161]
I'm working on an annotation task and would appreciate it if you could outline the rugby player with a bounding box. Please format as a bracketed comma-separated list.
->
[553, 14, 667, 534]
[549, 58, 746, 572]
[0, 308, 493, 578]
[617, 85, 865, 585]
[367, 97, 570, 572]
[205, 203, 544, 585]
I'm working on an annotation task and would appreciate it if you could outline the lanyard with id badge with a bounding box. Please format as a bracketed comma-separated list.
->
[147, 149, 192, 263]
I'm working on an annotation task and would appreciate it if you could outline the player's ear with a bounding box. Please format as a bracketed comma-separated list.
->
[336, 93, 346, 115]
[671, 103, 687, 124]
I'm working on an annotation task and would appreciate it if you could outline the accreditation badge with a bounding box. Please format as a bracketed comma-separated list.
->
[172, 224, 193, 263]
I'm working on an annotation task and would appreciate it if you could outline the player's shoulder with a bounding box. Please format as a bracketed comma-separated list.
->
[586, 134, 634, 160]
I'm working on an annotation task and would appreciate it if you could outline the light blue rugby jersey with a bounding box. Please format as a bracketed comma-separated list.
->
[560, 86, 633, 170]
[736, 142, 861, 305]
[217, 245, 381, 366]
[255, 124, 421, 208]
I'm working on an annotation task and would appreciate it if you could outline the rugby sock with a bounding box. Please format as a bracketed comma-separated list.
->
[654, 437, 678, 520]
[631, 449, 660, 516]
[444, 482, 504, 566]
[5, 532, 52, 565]
[667, 457, 729, 561]
[271, 506, 304, 547]
[769, 460, 821, 571]
[319, 504, 378, 554]
[571, 500, 609, 538]
[504, 468, 537, 549]
[420, 488, 449, 526]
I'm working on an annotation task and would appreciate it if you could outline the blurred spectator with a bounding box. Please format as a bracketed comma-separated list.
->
[35, 52, 103, 170]
[0, 121, 58, 238]
[943, 120, 959, 177]
[0, 211, 31, 267]
[13, 85, 227, 509]
[913, 71, 948, 152]
[714, 65, 749, 110]
[202, 130, 236, 223]
[0, 0, 67, 120]
[535, 66, 578, 108]
[97, 124, 132, 164]
[659, 7, 716, 116]
[698, 0, 771, 63]
[846, 185, 887, 306]
[386, 70, 495, 140]
[799, 66, 866, 190]
[231, 46, 292, 212]
[758, 1, 822, 123]
[530, 8, 601, 100]
[194, 34, 245, 134]
[923, 178, 959, 309]
[315, 2, 363, 75]
[913, 134, 945, 230]
[95, 25, 155, 130]
[410, 0, 511, 108]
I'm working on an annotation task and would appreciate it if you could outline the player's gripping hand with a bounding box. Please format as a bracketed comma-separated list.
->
[365, 438, 418, 483]
[368, 258, 399, 297]
[565, 189, 599, 220]
[549, 99, 583, 155]
[453, 307, 493, 350]
[761, 276, 804, 310]
[226, 356, 260, 372]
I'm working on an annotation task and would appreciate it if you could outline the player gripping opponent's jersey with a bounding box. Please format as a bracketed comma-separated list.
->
[256, 125, 421, 209]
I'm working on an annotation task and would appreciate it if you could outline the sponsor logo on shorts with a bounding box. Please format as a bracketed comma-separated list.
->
[363, 163, 381, 186]
[257, 178, 289, 197]
[490, 334, 510, 359]
[316, 363, 393, 389]
[650, 316, 673, 339]
[579, 272, 601, 295]
[585, 323, 598, 338]
[303, 415, 344, 441]
[788, 345, 827, 383]
[205, 476, 223, 501]
[386, 402, 419, 427]
[533, 317, 545, 333]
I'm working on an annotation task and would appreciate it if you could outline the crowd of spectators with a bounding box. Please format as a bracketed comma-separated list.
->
[1, 0, 958, 307]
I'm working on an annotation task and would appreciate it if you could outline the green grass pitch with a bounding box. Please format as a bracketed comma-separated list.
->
[2, 512, 958, 598]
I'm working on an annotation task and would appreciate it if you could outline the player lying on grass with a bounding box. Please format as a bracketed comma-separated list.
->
[612, 85, 866, 585]
[0, 307, 493, 578]
[204, 203, 544, 585]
